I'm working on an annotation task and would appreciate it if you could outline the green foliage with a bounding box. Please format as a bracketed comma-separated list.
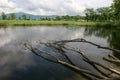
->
[84, 8, 95, 21]
[0, 0, 119, 26]
[84, 0, 120, 22]
[10, 13, 16, 20]
[84, 7, 113, 21]
[1, 12, 7, 20]
[55, 15, 84, 21]
[22, 14, 27, 20]
[0, 20, 96, 26]
[0, 20, 120, 27]
[112, 0, 120, 20]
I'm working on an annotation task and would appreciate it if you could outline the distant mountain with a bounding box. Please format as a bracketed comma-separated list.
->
[0, 12, 57, 20]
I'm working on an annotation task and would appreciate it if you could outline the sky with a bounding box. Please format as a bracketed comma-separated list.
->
[0, 0, 113, 15]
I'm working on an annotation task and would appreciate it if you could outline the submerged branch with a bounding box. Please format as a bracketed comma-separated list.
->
[25, 44, 105, 79]
[53, 38, 120, 53]
[58, 60, 105, 79]
[24, 38, 120, 80]
[24, 43, 59, 63]
[63, 45, 109, 78]
[103, 57, 120, 65]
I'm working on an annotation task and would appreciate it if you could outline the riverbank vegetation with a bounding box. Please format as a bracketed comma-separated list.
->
[0, 0, 120, 27]
[0, 20, 115, 27]
[0, 20, 120, 27]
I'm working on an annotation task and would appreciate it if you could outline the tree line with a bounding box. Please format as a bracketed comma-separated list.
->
[1, 0, 120, 21]
[1, 12, 30, 20]
[84, 0, 120, 21]
[56, 0, 120, 22]
[1, 12, 84, 21]
[55, 15, 84, 21]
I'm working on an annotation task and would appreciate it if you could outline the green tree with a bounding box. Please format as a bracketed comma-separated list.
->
[10, 13, 16, 20]
[84, 8, 95, 21]
[96, 7, 112, 21]
[22, 14, 27, 20]
[112, 0, 120, 21]
[84, 7, 113, 21]
[28, 16, 31, 20]
[18, 17, 22, 20]
[1, 12, 7, 20]
[56, 16, 61, 20]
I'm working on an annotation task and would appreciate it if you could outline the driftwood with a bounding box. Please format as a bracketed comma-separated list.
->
[53, 38, 120, 53]
[24, 43, 104, 79]
[24, 38, 120, 80]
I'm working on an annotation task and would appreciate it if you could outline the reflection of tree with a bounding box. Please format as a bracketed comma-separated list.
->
[84, 26, 120, 58]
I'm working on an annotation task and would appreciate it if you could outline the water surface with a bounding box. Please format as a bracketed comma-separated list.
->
[0, 26, 120, 80]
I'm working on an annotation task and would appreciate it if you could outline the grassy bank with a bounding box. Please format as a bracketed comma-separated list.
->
[0, 20, 97, 26]
[0, 20, 120, 27]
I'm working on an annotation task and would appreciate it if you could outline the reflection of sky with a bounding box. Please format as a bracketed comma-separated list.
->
[0, 26, 111, 80]
[0, 29, 14, 47]
[0, 26, 86, 80]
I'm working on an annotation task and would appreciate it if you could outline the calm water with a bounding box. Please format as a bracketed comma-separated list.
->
[0, 26, 120, 80]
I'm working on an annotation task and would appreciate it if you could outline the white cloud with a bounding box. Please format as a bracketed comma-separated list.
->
[0, 0, 22, 13]
[0, 0, 113, 15]
[79, 0, 113, 8]
[0, 0, 15, 8]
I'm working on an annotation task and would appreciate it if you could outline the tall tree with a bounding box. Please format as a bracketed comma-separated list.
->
[112, 0, 120, 21]
[1, 12, 7, 20]
[22, 14, 27, 20]
[28, 16, 31, 20]
[10, 13, 16, 20]
[84, 8, 95, 21]
[18, 17, 21, 20]
[96, 7, 112, 21]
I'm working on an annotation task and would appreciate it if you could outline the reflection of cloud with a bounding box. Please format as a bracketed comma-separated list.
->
[0, 26, 110, 79]
[69, 30, 84, 39]
[0, 38, 12, 47]
[0, 28, 36, 79]
[28, 27, 84, 41]
[0, 29, 14, 47]
[0, 26, 85, 79]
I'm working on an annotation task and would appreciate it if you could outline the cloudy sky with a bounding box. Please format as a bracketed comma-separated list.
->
[0, 0, 113, 15]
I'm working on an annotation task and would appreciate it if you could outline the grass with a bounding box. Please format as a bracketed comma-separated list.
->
[0, 20, 120, 27]
[0, 20, 96, 26]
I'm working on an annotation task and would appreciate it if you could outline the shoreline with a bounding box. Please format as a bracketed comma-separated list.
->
[0, 20, 119, 27]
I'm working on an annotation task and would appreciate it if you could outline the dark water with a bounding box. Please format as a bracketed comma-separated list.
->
[0, 26, 120, 80]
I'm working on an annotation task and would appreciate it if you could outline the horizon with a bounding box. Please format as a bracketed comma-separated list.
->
[0, 12, 59, 16]
[0, 0, 113, 16]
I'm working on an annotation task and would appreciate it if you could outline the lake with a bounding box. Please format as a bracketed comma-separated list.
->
[0, 26, 120, 80]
